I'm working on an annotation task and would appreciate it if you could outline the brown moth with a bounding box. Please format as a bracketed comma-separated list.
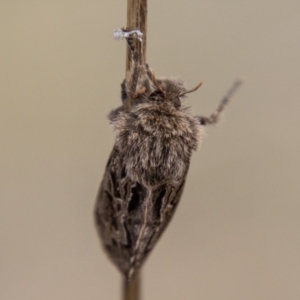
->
[94, 30, 242, 279]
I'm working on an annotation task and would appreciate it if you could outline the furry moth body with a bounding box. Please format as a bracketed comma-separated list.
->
[95, 30, 242, 279]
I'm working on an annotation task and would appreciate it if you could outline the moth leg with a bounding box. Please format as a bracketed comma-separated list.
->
[121, 80, 127, 103]
[197, 78, 243, 126]
[126, 36, 139, 64]
[143, 73, 151, 92]
[145, 63, 164, 94]
[134, 86, 147, 98]
[145, 64, 152, 80]
[126, 37, 142, 99]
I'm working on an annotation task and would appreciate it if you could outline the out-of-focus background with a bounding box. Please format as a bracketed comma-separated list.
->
[1, 1, 300, 299]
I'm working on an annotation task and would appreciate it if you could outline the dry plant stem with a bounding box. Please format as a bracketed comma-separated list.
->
[123, 1, 147, 299]
[126, 0, 147, 71]
[123, 272, 141, 300]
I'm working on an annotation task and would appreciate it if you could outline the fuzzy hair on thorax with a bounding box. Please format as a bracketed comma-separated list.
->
[109, 72, 204, 187]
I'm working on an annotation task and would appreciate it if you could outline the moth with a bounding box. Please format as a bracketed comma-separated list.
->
[95, 30, 242, 279]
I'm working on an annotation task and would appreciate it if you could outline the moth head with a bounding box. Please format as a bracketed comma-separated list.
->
[148, 73, 203, 109]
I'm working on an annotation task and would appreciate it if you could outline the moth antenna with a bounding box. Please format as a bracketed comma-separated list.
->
[180, 81, 203, 96]
[197, 77, 244, 125]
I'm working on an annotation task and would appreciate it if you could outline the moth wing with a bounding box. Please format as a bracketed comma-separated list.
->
[94, 146, 188, 278]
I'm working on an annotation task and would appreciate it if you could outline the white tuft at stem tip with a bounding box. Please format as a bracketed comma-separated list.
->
[113, 29, 143, 42]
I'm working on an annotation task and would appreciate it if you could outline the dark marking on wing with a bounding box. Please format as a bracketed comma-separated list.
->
[153, 184, 166, 220]
[110, 171, 120, 198]
[128, 184, 142, 213]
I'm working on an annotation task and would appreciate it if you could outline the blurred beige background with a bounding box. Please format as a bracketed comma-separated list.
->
[1, 1, 300, 299]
